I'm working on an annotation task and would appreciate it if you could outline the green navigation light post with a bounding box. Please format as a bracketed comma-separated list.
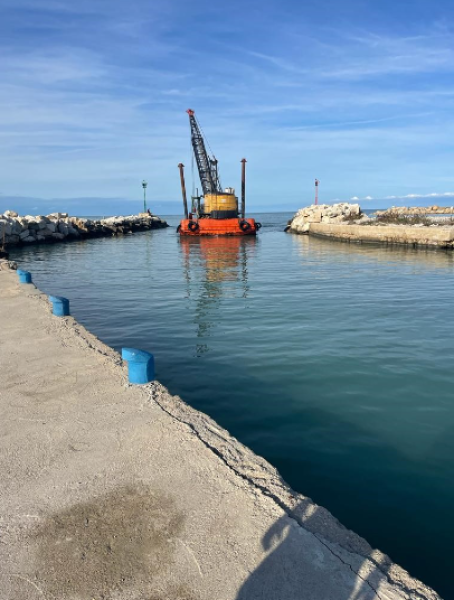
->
[142, 180, 148, 213]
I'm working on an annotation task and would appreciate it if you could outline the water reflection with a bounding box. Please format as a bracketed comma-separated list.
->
[293, 233, 454, 271]
[179, 236, 257, 355]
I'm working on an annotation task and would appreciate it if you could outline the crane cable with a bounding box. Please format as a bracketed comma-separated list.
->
[191, 136, 195, 198]
[195, 114, 215, 159]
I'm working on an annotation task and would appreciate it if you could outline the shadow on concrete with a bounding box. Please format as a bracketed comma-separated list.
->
[236, 500, 393, 600]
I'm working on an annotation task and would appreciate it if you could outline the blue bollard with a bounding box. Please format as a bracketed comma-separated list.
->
[122, 347, 155, 384]
[48, 295, 70, 317]
[17, 270, 32, 284]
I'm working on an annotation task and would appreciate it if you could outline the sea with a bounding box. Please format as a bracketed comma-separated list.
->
[10, 212, 454, 598]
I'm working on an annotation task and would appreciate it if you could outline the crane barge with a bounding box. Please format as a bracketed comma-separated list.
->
[177, 109, 261, 236]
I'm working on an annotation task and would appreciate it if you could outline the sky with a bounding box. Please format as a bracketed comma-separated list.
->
[2, 0, 454, 214]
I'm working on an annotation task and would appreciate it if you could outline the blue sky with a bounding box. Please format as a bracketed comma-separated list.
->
[2, 0, 454, 214]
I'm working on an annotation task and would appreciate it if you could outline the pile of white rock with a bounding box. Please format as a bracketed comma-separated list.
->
[0, 211, 168, 247]
[0, 259, 17, 271]
[376, 206, 454, 216]
[286, 202, 368, 233]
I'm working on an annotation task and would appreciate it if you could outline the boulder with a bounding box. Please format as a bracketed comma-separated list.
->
[0, 220, 12, 236]
[40, 228, 54, 237]
[4, 210, 18, 218]
[310, 210, 323, 223]
[0, 259, 18, 270]
[48, 212, 68, 220]
[11, 221, 22, 235]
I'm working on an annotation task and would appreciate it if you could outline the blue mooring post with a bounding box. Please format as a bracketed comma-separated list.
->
[49, 295, 70, 317]
[17, 269, 32, 284]
[122, 347, 155, 384]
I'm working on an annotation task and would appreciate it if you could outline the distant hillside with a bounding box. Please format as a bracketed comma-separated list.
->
[0, 196, 184, 217]
[0, 195, 301, 216]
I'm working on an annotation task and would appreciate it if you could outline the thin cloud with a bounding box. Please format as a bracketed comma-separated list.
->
[385, 192, 454, 200]
[248, 31, 454, 82]
[247, 51, 309, 75]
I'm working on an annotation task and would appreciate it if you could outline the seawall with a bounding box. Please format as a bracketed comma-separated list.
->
[0, 211, 168, 248]
[298, 222, 454, 248]
[0, 269, 441, 599]
[287, 203, 454, 249]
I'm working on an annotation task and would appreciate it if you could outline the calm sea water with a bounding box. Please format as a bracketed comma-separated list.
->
[10, 212, 454, 598]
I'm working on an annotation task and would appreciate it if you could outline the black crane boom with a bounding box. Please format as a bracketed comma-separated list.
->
[187, 109, 222, 195]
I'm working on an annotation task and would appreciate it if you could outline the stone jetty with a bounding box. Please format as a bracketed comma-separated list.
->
[286, 203, 454, 249]
[0, 270, 441, 599]
[0, 210, 168, 248]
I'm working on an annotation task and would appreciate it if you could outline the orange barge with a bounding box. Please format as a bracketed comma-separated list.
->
[178, 109, 260, 237]
[178, 217, 259, 236]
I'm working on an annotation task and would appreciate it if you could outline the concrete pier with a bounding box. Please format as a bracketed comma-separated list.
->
[0, 270, 440, 600]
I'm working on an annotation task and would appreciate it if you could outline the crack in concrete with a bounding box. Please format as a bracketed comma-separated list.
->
[149, 386, 438, 600]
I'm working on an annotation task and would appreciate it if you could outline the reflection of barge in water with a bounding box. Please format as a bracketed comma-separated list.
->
[180, 235, 257, 283]
[180, 235, 257, 355]
[177, 110, 261, 237]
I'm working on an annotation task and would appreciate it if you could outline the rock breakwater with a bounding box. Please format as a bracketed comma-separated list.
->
[0, 210, 168, 248]
[285, 203, 367, 234]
